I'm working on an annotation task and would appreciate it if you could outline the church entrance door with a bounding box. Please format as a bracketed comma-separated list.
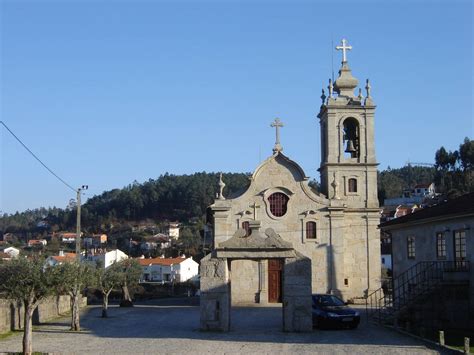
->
[268, 259, 283, 303]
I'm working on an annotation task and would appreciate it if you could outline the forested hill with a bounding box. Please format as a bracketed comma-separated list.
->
[1, 138, 472, 236]
[81, 172, 251, 228]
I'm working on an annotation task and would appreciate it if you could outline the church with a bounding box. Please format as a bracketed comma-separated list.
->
[200, 40, 381, 331]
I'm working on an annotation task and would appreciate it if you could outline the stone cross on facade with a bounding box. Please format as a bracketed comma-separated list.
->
[271, 118, 284, 153]
[336, 38, 352, 63]
[249, 202, 260, 220]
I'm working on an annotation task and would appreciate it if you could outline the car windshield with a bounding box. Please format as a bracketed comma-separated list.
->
[313, 295, 345, 307]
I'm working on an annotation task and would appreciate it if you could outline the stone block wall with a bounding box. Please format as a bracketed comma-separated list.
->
[0, 295, 85, 334]
[230, 259, 261, 305]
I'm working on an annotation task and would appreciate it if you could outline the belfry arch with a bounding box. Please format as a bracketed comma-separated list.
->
[342, 117, 360, 159]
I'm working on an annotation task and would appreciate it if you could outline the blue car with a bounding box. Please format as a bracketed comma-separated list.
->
[312, 294, 360, 329]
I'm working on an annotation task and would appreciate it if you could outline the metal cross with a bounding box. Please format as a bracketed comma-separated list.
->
[336, 38, 352, 63]
[270, 118, 284, 152]
[250, 202, 260, 220]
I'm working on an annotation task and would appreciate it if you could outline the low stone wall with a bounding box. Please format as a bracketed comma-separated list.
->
[0, 295, 86, 334]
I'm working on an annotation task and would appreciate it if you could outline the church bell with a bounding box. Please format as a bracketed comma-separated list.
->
[345, 139, 356, 154]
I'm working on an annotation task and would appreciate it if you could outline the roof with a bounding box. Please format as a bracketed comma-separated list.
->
[137, 256, 188, 266]
[28, 239, 45, 245]
[252, 151, 308, 182]
[60, 233, 78, 238]
[380, 192, 474, 229]
[51, 252, 76, 263]
[414, 183, 432, 189]
[0, 252, 11, 259]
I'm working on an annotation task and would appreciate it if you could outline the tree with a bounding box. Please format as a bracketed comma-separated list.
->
[54, 261, 94, 331]
[118, 259, 142, 307]
[95, 263, 122, 318]
[0, 257, 58, 355]
[459, 137, 474, 171]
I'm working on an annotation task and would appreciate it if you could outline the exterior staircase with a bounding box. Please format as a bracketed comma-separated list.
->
[366, 261, 470, 324]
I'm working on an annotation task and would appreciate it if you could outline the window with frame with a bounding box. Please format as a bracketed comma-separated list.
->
[306, 221, 316, 239]
[268, 192, 289, 217]
[454, 230, 467, 260]
[436, 232, 446, 259]
[407, 236, 415, 259]
[348, 178, 357, 193]
[242, 221, 251, 237]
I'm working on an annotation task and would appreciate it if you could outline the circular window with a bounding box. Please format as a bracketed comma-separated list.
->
[268, 192, 289, 217]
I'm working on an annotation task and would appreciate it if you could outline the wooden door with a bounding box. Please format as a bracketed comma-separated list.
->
[268, 259, 282, 303]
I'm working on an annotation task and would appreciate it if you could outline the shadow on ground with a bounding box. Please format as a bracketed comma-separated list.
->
[29, 297, 444, 352]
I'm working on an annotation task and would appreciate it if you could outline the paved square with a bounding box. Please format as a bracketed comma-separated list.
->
[0, 298, 447, 354]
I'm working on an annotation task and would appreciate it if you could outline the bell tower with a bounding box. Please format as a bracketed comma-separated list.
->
[318, 39, 378, 208]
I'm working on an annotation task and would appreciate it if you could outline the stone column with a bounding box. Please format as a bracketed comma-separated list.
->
[282, 252, 312, 332]
[200, 254, 230, 331]
[328, 201, 346, 299]
[366, 212, 382, 294]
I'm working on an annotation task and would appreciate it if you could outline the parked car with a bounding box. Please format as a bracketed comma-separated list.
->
[311, 294, 360, 329]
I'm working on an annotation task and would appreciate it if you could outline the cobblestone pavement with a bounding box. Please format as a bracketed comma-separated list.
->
[0, 298, 449, 354]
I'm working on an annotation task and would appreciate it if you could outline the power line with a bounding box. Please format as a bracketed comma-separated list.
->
[0, 121, 76, 193]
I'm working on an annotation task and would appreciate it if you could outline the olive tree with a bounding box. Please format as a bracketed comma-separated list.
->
[95, 262, 122, 318]
[0, 257, 58, 355]
[118, 259, 142, 307]
[55, 261, 94, 331]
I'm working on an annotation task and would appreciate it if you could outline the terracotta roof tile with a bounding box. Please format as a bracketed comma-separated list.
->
[137, 257, 187, 266]
[51, 252, 76, 263]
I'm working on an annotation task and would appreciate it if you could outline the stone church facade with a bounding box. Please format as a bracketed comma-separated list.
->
[202, 41, 381, 325]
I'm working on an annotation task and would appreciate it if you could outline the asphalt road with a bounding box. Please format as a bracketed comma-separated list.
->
[0, 298, 449, 354]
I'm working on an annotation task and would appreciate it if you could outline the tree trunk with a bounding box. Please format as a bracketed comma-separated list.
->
[120, 284, 133, 307]
[70, 292, 81, 331]
[102, 293, 109, 318]
[23, 305, 34, 355]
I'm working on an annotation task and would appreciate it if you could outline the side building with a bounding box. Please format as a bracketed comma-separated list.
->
[380, 192, 474, 331]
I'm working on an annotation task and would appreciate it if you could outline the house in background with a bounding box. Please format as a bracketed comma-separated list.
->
[59, 232, 81, 244]
[384, 182, 438, 206]
[28, 239, 47, 247]
[83, 234, 107, 249]
[2, 246, 20, 258]
[85, 249, 128, 269]
[2, 233, 17, 243]
[0, 252, 12, 261]
[168, 222, 180, 240]
[45, 251, 77, 267]
[379, 192, 474, 331]
[137, 255, 198, 283]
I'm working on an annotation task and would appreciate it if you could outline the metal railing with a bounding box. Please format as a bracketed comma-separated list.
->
[366, 260, 470, 323]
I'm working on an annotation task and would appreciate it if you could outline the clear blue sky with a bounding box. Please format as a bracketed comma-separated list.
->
[1, 0, 472, 214]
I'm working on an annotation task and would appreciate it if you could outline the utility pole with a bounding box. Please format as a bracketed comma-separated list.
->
[76, 185, 88, 262]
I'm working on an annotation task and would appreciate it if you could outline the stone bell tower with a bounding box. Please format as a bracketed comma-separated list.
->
[318, 39, 378, 209]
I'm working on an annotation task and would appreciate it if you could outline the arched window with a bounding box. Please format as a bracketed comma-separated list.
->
[268, 192, 289, 217]
[242, 221, 251, 237]
[306, 221, 316, 239]
[343, 118, 360, 159]
[348, 178, 357, 193]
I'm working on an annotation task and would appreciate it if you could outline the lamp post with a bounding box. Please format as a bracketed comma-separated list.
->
[76, 185, 88, 262]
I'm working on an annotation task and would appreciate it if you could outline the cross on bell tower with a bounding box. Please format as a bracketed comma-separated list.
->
[335, 38, 352, 63]
[317, 39, 378, 209]
[271, 118, 284, 153]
